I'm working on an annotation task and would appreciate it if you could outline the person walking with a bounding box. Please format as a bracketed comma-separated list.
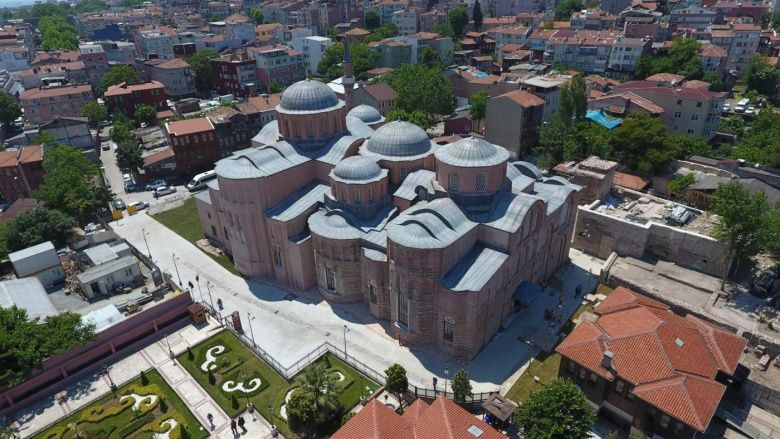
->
[238, 416, 246, 433]
[230, 419, 237, 435]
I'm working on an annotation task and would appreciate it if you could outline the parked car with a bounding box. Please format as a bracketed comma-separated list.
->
[734, 98, 749, 113]
[124, 182, 136, 192]
[153, 186, 177, 198]
[127, 201, 149, 211]
[745, 106, 756, 116]
[723, 101, 731, 112]
[145, 179, 167, 191]
[751, 270, 779, 297]
[111, 198, 127, 211]
[102, 142, 110, 151]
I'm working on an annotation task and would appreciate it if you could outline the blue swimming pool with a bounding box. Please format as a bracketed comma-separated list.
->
[586, 110, 623, 129]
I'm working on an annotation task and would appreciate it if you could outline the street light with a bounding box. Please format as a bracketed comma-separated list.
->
[164, 332, 174, 360]
[104, 364, 116, 393]
[343, 324, 349, 359]
[247, 312, 256, 347]
[444, 368, 449, 396]
[206, 281, 221, 325]
[142, 228, 152, 261]
[195, 275, 205, 303]
[172, 253, 182, 288]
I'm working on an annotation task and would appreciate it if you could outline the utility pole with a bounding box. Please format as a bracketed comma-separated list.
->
[247, 312, 256, 347]
[142, 228, 152, 261]
[172, 253, 182, 287]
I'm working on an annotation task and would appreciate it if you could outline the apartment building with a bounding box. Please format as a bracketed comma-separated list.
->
[148, 58, 196, 99]
[368, 39, 412, 68]
[78, 43, 109, 86]
[394, 32, 454, 64]
[484, 89, 545, 157]
[0, 46, 30, 72]
[205, 93, 282, 156]
[545, 30, 617, 74]
[488, 25, 531, 47]
[104, 81, 169, 116]
[19, 62, 88, 89]
[290, 36, 334, 76]
[391, 9, 419, 35]
[712, 23, 761, 74]
[608, 80, 726, 138]
[100, 41, 137, 65]
[0, 145, 44, 202]
[210, 53, 260, 97]
[209, 14, 255, 44]
[165, 117, 219, 174]
[520, 73, 573, 121]
[375, 0, 408, 23]
[607, 36, 652, 73]
[570, 9, 620, 30]
[249, 44, 306, 88]
[20, 84, 94, 125]
[699, 43, 728, 75]
[670, 5, 716, 31]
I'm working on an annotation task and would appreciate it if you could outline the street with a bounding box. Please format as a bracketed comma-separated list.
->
[97, 126, 191, 208]
[113, 211, 602, 393]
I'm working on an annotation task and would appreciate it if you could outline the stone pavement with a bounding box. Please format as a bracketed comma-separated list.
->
[14, 320, 279, 438]
[114, 212, 607, 395]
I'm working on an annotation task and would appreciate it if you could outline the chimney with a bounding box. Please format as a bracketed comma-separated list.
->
[601, 350, 614, 370]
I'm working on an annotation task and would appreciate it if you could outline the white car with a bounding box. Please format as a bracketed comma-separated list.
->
[145, 179, 167, 191]
[127, 201, 149, 211]
[745, 106, 756, 115]
[154, 186, 177, 198]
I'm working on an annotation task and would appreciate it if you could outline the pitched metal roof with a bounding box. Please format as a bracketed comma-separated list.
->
[0, 278, 58, 320]
[386, 198, 476, 249]
[439, 245, 508, 291]
[266, 182, 330, 222]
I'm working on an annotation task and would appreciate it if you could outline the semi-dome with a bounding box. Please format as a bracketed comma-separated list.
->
[435, 137, 510, 167]
[333, 155, 382, 181]
[365, 121, 431, 157]
[348, 105, 383, 124]
[279, 80, 340, 112]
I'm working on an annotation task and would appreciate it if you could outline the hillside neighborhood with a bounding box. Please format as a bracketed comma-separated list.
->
[2, 0, 780, 438]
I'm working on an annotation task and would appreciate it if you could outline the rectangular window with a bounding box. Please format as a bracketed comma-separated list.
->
[398, 280, 409, 327]
[627, 386, 635, 400]
[578, 367, 586, 380]
[325, 267, 335, 291]
[673, 111, 681, 119]
[696, 101, 703, 107]
[676, 99, 682, 105]
[443, 317, 454, 342]
[615, 380, 625, 394]
[589, 372, 598, 386]
[691, 113, 700, 121]
[674, 421, 685, 435]
[660, 414, 670, 429]
[369, 284, 377, 304]
[567, 360, 576, 374]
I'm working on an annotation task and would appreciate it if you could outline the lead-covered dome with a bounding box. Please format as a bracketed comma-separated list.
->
[333, 155, 382, 181]
[435, 137, 510, 167]
[365, 121, 431, 157]
[280, 80, 340, 112]
[348, 105, 383, 124]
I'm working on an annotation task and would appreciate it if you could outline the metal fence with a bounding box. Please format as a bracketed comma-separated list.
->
[205, 303, 499, 405]
[741, 379, 780, 417]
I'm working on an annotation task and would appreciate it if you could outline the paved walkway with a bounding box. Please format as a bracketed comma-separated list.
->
[15, 320, 279, 439]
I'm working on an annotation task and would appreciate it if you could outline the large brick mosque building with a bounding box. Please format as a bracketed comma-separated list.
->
[194, 51, 581, 359]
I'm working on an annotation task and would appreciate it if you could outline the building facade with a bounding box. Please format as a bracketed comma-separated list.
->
[211, 54, 259, 97]
[290, 36, 334, 76]
[104, 81, 169, 116]
[0, 145, 44, 203]
[165, 117, 219, 174]
[194, 78, 581, 360]
[249, 45, 307, 89]
[149, 58, 196, 99]
[20, 84, 94, 125]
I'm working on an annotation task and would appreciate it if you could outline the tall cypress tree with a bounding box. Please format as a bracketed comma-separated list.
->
[473, 0, 484, 31]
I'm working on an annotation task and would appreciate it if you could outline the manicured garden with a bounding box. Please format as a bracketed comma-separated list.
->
[34, 369, 206, 439]
[151, 198, 239, 275]
[178, 330, 379, 438]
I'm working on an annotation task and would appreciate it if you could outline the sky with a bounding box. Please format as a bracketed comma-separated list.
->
[0, 0, 38, 7]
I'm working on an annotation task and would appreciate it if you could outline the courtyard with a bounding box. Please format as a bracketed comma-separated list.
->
[33, 369, 206, 439]
[177, 330, 379, 437]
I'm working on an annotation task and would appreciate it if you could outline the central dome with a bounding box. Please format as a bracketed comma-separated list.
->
[280, 80, 340, 112]
[435, 137, 510, 167]
[365, 121, 430, 157]
[333, 155, 382, 181]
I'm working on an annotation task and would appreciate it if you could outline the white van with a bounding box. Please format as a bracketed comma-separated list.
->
[186, 170, 217, 192]
[734, 98, 750, 113]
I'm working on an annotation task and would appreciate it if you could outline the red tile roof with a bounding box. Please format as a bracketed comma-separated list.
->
[166, 117, 214, 136]
[20, 84, 93, 100]
[155, 58, 190, 69]
[646, 72, 685, 84]
[143, 147, 174, 167]
[496, 89, 545, 107]
[613, 171, 651, 191]
[613, 80, 727, 100]
[104, 81, 165, 97]
[332, 397, 504, 439]
[556, 287, 746, 432]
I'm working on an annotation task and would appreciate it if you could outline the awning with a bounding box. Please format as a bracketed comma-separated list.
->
[513, 281, 542, 306]
[481, 393, 518, 422]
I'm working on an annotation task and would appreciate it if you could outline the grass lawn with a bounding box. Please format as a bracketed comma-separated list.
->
[179, 331, 379, 438]
[151, 198, 239, 275]
[505, 284, 614, 404]
[34, 369, 207, 439]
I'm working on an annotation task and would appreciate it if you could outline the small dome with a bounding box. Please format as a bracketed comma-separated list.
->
[365, 121, 431, 157]
[280, 80, 340, 112]
[333, 155, 382, 181]
[348, 105, 383, 124]
[435, 137, 510, 167]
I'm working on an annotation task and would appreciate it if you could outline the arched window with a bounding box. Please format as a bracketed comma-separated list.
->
[398, 280, 410, 327]
[368, 187, 374, 201]
[320, 118, 328, 136]
[325, 266, 335, 291]
[294, 122, 302, 138]
[449, 172, 460, 192]
[443, 316, 454, 342]
[475, 173, 487, 192]
[354, 189, 361, 203]
[307, 120, 315, 137]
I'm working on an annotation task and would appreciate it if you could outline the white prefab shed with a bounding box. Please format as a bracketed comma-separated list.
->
[8, 241, 65, 289]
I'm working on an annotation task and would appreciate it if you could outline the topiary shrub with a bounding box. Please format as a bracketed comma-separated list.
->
[187, 346, 194, 361]
[231, 394, 239, 410]
[208, 370, 216, 385]
[140, 370, 149, 385]
[160, 396, 168, 413]
[116, 413, 154, 438]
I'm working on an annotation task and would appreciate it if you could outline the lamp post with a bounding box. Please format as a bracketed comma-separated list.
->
[196, 276, 205, 303]
[247, 312, 256, 347]
[142, 228, 152, 261]
[343, 324, 349, 359]
[164, 332, 174, 360]
[172, 253, 182, 287]
[444, 368, 449, 396]
[206, 281, 221, 324]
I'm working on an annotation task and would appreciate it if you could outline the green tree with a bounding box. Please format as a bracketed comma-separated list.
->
[432, 22, 455, 39]
[473, 0, 484, 31]
[668, 173, 696, 199]
[386, 63, 455, 121]
[554, 0, 583, 20]
[384, 364, 408, 413]
[451, 369, 472, 403]
[0, 92, 22, 132]
[669, 135, 712, 157]
[38, 16, 79, 51]
[34, 146, 114, 223]
[610, 113, 678, 175]
[635, 37, 702, 80]
[449, 7, 469, 39]
[745, 55, 780, 96]
[318, 42, 378, 82]
[134, 104, 158, 126]
[188, 49, 219, 92]
[32, 132, 56, 145]
[420, 46, 438, 66]
[720, 115, 746, 137]
[3, 207, 76, 252]
[300, 364, 341, 414]
[568, 75, 587, 122]
[0, 306, 96, 389]
[366, 23, 398, 42]
[251, 7, 264, 24]
[516, 378, 596, 439]
[286, 391, 318, 437]
[364, 10, 380, 31]
[110, 119, 133, 143]
[773, 11, 780, 32]
[74, 0, 108, 13]
[115, 140, 144, 173]
[386, 109, 431, 129]
[80, 102, 108, 127]
[712, 182, 771, 279]
[268, 81, 283, 93]
[765, 212, 780, 268]
[100, 65, 140, 94]
[703, 72, 724, 92]
[730, 110, 780, 167]
[469, 90, 489, 133]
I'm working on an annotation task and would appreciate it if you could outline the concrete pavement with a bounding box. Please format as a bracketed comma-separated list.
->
[113, 212, 604, 394]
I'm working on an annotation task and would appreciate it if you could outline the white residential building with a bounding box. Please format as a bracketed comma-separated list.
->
[291, 36, 334, 76]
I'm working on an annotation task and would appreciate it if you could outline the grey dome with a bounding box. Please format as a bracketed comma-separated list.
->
[365, 121, 431, 157]
[333, 155, 381, 181]
[348, 105, 383, 124]
[435, 137, 510, 167]
[280, 80, 340, 112]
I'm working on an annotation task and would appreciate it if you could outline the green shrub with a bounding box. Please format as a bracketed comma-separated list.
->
[160, 397, 168, 413]
[231, 395, 239, 410]
[187, 346, 194, 361]
[220, 370, 269, 397]
[140, 370, 149, 385]
[208, 370, 216, 385]
[116, 412, 153, 438]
